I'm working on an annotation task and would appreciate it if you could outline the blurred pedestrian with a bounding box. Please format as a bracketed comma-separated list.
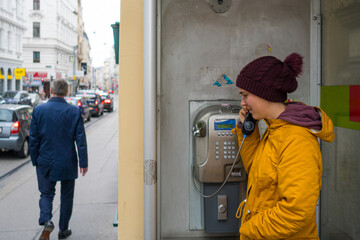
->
[40, 91, 45, 100]
[234, 53, 334, 239]
[29, 79, 88, 240]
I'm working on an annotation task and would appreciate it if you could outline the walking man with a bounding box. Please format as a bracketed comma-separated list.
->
[29, 79, 88, 240]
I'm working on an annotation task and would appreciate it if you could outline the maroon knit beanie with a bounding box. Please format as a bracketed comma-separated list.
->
[236, 53, 303, 102]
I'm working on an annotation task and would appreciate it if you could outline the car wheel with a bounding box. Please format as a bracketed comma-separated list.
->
[17, 139, 29, 158]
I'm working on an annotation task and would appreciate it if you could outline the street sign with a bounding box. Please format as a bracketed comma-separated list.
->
[76, 70, 84, 77]
[81, 63, 87, 75]
[73, 75, 77, 80]
[14, 68, 26, 77]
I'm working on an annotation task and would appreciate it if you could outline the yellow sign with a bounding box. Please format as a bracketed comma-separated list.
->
[14, 68, 26, 77]
[0, 74, 4, 80]
[72, 75, 76, 80]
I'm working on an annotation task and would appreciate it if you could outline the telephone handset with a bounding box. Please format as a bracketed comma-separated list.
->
[241, 112, 257, 136]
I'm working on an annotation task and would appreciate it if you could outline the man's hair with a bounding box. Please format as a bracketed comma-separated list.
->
[51, 79, 68, 96]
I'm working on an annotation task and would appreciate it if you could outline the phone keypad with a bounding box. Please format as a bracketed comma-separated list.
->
[214, 130, 237, 160]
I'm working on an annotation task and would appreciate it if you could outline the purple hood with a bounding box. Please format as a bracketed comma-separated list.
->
[277, 102, 322, 130]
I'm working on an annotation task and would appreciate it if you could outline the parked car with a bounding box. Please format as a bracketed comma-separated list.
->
[76, 89, 96, 95]
[75, 93, 104, 117]
[0, 104, 33, 157]
[100, 93, 114, 112]
[29, 93, 40, 107]
[3, 91, 32, 105]
[66, 97, 91, 122]
[0, 96, 5, 104]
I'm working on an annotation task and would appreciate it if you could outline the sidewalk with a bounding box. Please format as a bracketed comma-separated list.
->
[0, 109, 118, 240]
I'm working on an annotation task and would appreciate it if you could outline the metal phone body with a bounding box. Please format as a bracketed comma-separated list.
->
[193, 104, 246, 183]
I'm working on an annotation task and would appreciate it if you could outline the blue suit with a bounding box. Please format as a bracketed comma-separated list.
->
[29, 97, 88, 230]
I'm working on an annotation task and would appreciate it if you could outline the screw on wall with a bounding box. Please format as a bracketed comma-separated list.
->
[209, 0, 231, 13]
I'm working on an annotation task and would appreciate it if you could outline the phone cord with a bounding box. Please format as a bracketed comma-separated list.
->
[192, 135, 247, 198]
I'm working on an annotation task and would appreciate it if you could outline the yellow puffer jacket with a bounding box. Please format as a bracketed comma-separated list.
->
[233, 107, 334, 240]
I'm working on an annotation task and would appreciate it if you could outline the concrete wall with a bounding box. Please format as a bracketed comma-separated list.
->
[159, 0, 311, 238]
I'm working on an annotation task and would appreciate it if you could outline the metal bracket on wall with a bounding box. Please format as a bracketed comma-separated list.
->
[209, 0, 231, 13]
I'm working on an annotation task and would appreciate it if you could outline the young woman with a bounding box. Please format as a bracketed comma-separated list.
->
[234, 53, 334, 239]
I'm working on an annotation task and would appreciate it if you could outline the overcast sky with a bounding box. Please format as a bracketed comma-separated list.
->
[82, 0, 120, 68]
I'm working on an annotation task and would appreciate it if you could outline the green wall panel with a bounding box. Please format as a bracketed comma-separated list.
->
[321, 86, 360, 130]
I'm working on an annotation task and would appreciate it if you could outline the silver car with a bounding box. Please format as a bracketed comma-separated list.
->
[0, 105, 33, 158]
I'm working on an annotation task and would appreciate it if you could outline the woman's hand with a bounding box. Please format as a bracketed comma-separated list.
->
[239, 106, 248, 124]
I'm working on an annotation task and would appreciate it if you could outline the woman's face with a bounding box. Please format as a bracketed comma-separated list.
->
[238, 88, 270, 120]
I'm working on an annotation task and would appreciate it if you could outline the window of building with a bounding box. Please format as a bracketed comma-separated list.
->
[0, 29, 3, 49]
[33, 0, 40, 10]
[7, 31, 12, 51]
[8, 31, 13, 51]
[16, 34, 21, 53]
[16, 0, 21, 16]
[33, 22, 40, 38]
[33, 51, 40, 63]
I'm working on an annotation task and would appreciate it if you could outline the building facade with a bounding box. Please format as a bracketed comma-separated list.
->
[22, 0, 77, 96]
[76, 0, 92, 90]
[0, 0, 26, 94]
[94, 66, 103, 90]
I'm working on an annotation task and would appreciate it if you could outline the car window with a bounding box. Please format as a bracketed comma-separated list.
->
[24, 108, 32, 122]
[18, 109, 26, 120]
[75, 94, 96, 100]
[26, 108, 33, 121]
[67, 99, 78, 105]
[3, 92, 17, 98]
[14, 92, 21, 99]
[0, 109, 13, 122]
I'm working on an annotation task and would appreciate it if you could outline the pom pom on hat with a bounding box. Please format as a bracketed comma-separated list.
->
[236, 52, 303, 102]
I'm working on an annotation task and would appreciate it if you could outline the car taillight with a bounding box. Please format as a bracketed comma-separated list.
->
[95, 100, 98, 105]
[77, 101, 82, 107]
[101, 100, 105, 104]
[11, 121, 20, 134]
[104, 99, 111, 104]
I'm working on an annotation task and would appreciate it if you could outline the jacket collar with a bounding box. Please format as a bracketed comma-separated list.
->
[48, 97, 66, 103]
[264, 119, 287, 129]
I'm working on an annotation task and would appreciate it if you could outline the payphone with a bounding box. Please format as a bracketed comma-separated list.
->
[191, 102, 247, 233]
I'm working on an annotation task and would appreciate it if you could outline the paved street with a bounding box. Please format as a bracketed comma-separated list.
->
[0, 98, 118, 240]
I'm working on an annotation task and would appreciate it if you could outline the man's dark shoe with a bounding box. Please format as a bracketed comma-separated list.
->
[58, 229, 72, 239]
[39, 220, 54, 240]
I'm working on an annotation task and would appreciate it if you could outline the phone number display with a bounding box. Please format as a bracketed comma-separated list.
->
[214, 119, 236, 130]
